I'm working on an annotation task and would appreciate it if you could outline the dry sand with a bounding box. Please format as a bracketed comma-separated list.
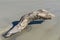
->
[0, 0, 60, 40]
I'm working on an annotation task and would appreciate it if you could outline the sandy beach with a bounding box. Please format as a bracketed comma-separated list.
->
[0, 0, 60, 40]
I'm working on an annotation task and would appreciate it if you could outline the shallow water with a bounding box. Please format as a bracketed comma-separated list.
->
[0, 0, 60, 40]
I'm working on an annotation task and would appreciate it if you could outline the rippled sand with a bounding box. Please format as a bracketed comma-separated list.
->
[0, 0, 60, 40]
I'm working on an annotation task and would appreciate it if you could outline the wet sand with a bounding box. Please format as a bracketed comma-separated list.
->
[0, 0, 60, 40]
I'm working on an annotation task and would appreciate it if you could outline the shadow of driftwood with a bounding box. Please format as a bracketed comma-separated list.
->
[12, 20, 44, 27]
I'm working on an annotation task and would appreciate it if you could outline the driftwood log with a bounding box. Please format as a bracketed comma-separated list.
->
[3, 9, 55, 38]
